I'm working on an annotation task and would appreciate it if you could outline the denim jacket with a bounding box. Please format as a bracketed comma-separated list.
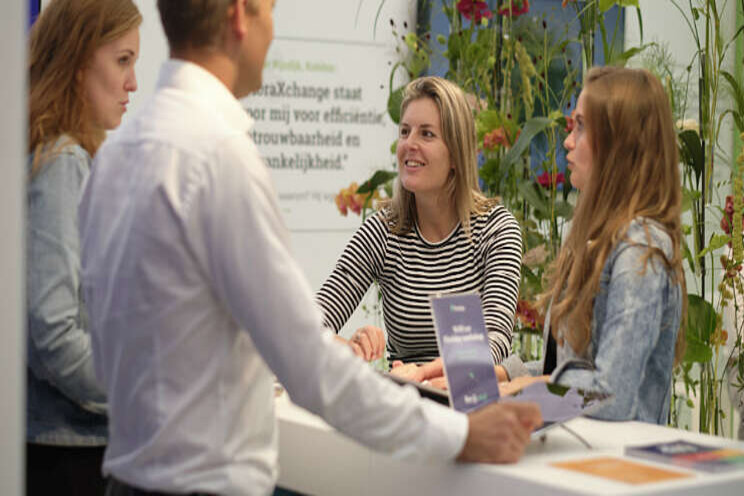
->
[27, 137, 107, 445]
[503, 219, 682, 424]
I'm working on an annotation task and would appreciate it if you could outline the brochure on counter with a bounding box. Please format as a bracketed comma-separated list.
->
[382, 292, 613, 434]
[625, 439, 744, 473]
[430, 292, 501, 413]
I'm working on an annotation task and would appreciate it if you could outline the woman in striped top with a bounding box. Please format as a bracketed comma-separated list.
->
[316, 76, 522, 366]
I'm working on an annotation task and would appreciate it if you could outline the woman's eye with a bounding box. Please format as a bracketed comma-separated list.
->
[423, 130, 434, 138]
[119, 56, 131, 66]
[399, 128, 409, 137]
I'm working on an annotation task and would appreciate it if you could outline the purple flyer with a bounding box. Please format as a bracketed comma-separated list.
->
[430, 293, 501, 413]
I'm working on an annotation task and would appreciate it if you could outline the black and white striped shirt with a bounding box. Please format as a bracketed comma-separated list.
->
[316, 204, 522, 364]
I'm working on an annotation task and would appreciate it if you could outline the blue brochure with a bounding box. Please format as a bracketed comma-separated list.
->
[430, 293, 501, 413]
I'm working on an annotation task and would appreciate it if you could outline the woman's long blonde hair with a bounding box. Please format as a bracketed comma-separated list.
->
[542, 66, 686, 364]
[385, 76, 496, 235]
[28, 0, 141, 175]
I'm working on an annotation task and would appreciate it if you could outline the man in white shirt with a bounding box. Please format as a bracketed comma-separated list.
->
[79, 1, 542, 495]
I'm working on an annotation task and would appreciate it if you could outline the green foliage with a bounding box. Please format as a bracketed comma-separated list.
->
[357, 170, 398, 195]
[684, 295, 716, 363]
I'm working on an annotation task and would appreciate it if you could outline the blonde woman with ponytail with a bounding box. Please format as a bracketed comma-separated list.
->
[499, 66, 686, 425]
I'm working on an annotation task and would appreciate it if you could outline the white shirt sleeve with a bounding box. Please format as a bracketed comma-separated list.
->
[184, 134, 467, 463]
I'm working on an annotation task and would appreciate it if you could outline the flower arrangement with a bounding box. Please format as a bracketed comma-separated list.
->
[347, 0, 744, 438]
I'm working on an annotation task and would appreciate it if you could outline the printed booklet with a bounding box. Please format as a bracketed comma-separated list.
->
[625, 439, 744, 473]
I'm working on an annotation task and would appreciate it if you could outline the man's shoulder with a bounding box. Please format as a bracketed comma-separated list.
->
[108, 90, 250, 166]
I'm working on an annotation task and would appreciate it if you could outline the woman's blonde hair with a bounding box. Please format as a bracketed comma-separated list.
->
[385, 76, 496, 235]
[542, 66, 686, 364]
[28, 0, 142, 175]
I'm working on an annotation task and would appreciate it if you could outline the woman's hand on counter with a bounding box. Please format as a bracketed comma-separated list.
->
[498, 375, 550, 396]
[389, 357, 445, 384]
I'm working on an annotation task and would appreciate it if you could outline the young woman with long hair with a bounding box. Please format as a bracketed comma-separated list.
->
[26, 1, 141, 493]
[500, 66, 686, 424]
[315, 76, 523, 369]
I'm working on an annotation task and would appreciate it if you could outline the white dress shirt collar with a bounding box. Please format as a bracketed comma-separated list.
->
[157, 58, 254, 134]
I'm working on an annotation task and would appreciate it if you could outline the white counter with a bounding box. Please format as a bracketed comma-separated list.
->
[275, 394, 744, 495]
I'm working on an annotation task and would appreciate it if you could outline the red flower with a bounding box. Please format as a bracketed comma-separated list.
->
[564, 114, 575, 133]
[457, 0, 493, 23]
[721, 195, 742, 235]
[536, 171, 565, 188]
[497, 0, 530, 17]
[483, 127, 519, 151]
[720, 195, 744, 248]
[516, 299, 544, 329]
[561, 0, 577, 7]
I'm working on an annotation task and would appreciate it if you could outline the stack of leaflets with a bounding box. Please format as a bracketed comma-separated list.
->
[625, 439, 744, 473]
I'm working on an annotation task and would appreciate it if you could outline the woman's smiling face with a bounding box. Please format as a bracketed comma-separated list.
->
[396, 97, 453, 199]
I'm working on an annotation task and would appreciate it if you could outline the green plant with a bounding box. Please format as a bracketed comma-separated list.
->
[669, 0, 744, 436]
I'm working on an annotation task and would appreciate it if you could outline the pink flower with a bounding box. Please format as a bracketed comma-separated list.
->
[457, 0, 493, 23]
[536, 171, 565, 188]
[497, 0, 530, 17]
[335, 182, 379, 217]
[335, 193, 348, 216]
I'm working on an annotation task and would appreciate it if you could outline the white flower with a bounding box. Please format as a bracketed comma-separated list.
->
[676, 118, 700, 134]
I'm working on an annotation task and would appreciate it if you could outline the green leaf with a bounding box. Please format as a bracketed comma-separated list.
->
[683, 294, 717, 364]
[599, 0, 637, 12]
[517, 182, 549, 217]
[681, 187, 700, 213]
[357, 170, 397, 194]
[598, 0, 616, 12]
[387, 86, 405, 124]
[682, 239, 695, 274]
[678, 129, 704, 181]
[610, 42, 654, 67]
[501, 117, 553, 172]
[721, 71, 744, 132]
[554, 201, 574, 220]
[389, 139, 397, 155]
[683, 335, 713, 364]
[696, 233, 730, 260]
[521, 264, 541, 286]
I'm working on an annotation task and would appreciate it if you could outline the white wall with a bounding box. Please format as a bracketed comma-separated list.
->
[130, 0, 415, 338]
[0, 0, 25, 495]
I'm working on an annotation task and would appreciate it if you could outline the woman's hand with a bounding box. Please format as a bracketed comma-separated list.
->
[389, 361, 426, 382]
[347, 325, 386, 361]
[390, 357, 445, 384]
[495, 365, 508, 382]
[498, 375, 550, 396]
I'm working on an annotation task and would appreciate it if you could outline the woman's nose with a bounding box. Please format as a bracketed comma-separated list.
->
[563, 132, 573, 151]
[125, 70, 138, 93]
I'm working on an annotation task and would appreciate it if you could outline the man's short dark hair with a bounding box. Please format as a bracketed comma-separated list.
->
[158, 0, 256, 51]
